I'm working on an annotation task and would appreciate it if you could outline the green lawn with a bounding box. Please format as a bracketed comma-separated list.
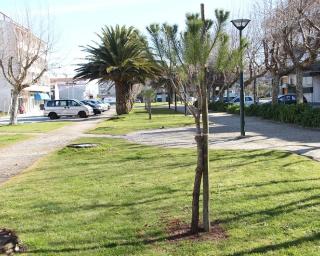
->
[0, 137, 319, 255]
[91, 108, 194, 135]
[0, 134, 31, 148]
[0, 121, 71, 133]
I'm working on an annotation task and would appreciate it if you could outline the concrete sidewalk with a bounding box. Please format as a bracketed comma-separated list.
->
[0, 109, 115, 185]
[126, 112, 320, 161]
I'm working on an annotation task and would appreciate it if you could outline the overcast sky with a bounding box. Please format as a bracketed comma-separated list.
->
[0, 0, 254, 76]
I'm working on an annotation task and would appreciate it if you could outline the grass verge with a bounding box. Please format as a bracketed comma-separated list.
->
[0, 138, 319, 255]
[0, 134, 31, 148]
[90, 108, 194, 135]
[0, 122, 71, 133]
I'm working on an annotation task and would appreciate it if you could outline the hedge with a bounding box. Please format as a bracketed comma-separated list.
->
[209, 102, 320, 128]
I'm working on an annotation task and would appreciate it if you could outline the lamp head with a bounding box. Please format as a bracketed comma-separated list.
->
[231, 19, 250, 31]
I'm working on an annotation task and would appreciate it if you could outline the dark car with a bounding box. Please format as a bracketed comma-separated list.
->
[214, 96, 236, 103]
[81, 100, 102, 115]
[278, 94, 308, 104]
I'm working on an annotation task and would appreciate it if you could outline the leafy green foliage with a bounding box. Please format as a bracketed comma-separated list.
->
[74, 25, 161, 84]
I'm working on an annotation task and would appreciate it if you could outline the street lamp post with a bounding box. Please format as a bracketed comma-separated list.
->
[231, 18, 250, 137]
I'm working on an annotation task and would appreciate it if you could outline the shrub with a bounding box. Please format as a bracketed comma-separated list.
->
[208, 102, 229, 112]
[211, 103, 320, 128]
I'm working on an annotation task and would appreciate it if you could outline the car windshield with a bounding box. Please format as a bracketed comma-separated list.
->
[73, 99, 84, 105]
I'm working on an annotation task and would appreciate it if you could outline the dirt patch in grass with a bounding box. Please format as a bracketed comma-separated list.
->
[166, 218, 228, 242]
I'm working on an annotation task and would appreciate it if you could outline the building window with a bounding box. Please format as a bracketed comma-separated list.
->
[303, 87, 313, 94]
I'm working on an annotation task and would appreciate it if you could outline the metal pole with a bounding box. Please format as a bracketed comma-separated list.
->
[239, 29, 245, 137]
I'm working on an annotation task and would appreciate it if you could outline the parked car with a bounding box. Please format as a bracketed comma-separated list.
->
[83, 100, 110, 111]
[81, 100, 102, 115]
[231, 96, 254, 106]
[278, 94, 308, 104]
[44, 99, 94, 119]
[215, 96, 236, 103]
[187, 96, 197, 104]
[261, 94, 308, 105]
[135, 99, 142, 103]
[103, 97, 116, 105]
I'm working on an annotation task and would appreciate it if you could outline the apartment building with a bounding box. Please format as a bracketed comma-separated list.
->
[50, 77, 99, 101]
[0, 12, 50, 115]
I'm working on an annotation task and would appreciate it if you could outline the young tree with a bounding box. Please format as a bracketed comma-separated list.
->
[142, 86, 155, 119]
[74, 25, 161, 115]
[0, 12, 50, 125]
[146, 23, 179, 110]
[148, 5, 231, 234]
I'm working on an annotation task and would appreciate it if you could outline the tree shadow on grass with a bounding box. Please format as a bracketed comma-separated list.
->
[219, 177, 320, 193]
[219, 194, 320, 224]
[27, 222, 209, 255]
[228, 232, 320, 256]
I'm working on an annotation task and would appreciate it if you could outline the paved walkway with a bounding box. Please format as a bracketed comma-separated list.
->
[126, 112, 320, 161]
[0, 110, 115, 185]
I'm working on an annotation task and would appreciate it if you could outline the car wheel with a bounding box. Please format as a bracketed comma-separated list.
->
[48, 112, 58, 120]
[78, 111, 88, 118]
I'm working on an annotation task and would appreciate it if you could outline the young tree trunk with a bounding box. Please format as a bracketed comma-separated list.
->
[191, 119, 203, 234]
[174, 92, 177, 112]
[148, 101, 152, 119]
[9, 89, 20, 125]
[253, 76, 257, 104]
[201, 74, 210, 233]
[218, 89, 224, 103]
[226, 84, 230, 103]
[296, 67, 304, 104]
[271, 74, 280, 105]
[168, 86, 174, 109]
[115, 82, 134, 115]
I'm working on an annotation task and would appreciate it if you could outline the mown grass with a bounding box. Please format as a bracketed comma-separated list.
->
[90, 108, 194, 135]
[0, 137, 319, 255]
[0, 134, 31, 148]
[0, 122, 71, 133]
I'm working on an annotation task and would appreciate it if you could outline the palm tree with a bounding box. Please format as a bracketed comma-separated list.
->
[74, 25, 160, 115]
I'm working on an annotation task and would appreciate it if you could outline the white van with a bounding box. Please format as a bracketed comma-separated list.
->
[44, 99, 94, 119]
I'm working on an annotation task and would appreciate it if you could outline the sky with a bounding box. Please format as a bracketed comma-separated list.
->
[0, 0, 254, 76]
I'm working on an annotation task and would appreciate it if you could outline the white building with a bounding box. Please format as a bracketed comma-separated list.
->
[50, 77, 99, 100]
[0, 12, 50, 115]
[280, 62, 320, 104]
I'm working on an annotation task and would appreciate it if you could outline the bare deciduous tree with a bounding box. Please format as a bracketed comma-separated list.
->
[0, 11, 51, 124]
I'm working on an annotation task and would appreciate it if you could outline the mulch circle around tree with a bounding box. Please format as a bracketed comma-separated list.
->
[0, 228, 26, 255]
[166, 218, 228, 242]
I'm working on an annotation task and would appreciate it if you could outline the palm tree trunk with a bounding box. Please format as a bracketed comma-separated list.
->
[115, 82, 134, 115]
[9, 89, 20, 125]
